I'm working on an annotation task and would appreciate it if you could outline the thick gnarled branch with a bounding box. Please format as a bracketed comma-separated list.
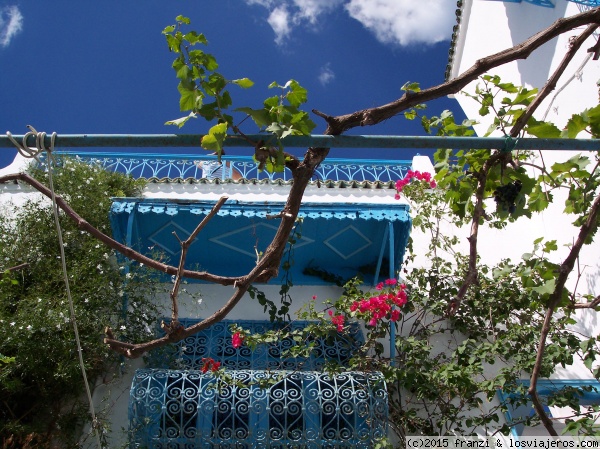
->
[314, 8, 600, 135]
[104, 147, 330, 358]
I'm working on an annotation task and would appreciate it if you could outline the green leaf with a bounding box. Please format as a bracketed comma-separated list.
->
[562, 113, 588, 138]
[231, 78, 254, 89]
[165, 112, 197, 128]
[235, 107, 272, 128]
[177, 80, 204, 111]
[531, 279, 556, 295]
[513, 87, 538, 105]
[175, 15, 191, 25]
[201, 122, 228, 154]
[526, 120, 561, 138]
[401, 81, 421, 93]
[285, 80, 308, 107]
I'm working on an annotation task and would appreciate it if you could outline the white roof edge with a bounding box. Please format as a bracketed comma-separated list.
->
[448, 0, 474, 98]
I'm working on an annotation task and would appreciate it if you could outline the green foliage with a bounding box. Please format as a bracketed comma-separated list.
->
[227, 75, 600, 442]
[163, 17, 315, 172]
[0, 158, 161, 446]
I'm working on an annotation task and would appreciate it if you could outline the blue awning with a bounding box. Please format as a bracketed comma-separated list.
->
[110, 199, 411, 284]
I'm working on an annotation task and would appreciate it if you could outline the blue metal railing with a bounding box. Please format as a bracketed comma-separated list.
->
[48, 151, 411, 183]
[130, 319, 386, 448]
[129, 369, 388, 448]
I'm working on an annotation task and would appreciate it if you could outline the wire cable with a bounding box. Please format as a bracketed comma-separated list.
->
[6, 128, 103, 449]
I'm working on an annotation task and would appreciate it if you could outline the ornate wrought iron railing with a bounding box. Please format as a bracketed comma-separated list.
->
[49, 151, 411, 184]
[129, 369, 388, 449]
[131, 319, 388, 448]
[145, 319, 365, 371]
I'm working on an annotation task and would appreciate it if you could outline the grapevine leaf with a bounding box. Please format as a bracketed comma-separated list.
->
[286, 80, 308, 107]
[235, 107, 272, 128]
[231, 78, 254, 89]
[165, 112, 197, 128]
[526, 120, 561, 138]
[562, 113, 588, 138]
[201, 122, 228, 155]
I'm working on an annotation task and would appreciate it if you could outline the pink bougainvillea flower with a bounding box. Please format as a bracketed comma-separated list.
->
[331, 314, 345, 332]
[375, 282, 384, 291]
[385, 278, 397, 286]
[394, 170, 436, 199]
[232, 332, 244, 349]
[390, 310, 401, 322]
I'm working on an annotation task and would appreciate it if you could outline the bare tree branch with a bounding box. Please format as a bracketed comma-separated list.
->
[572, 294, 600, 309]
[0, 172, 239, 285]
[314, 8, 600, 135]
[510, 23, 599, 138]
[166, 196, 229, 331]
[528, 191, 600, 436]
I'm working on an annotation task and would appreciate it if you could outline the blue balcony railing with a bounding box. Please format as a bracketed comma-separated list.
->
[49, 151, 411, 184]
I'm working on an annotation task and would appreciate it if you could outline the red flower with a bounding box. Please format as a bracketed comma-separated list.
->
[232, 332, 244, 349]
[201, 357, 219, 373]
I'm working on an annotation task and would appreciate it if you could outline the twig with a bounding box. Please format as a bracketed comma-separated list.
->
[572, 294, 600, 309]
[168, 196, 228, 328]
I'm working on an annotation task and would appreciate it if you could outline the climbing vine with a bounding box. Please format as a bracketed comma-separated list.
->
[0, 158, 162, 447]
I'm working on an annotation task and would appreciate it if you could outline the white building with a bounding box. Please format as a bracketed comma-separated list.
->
[447, 0, 600, 437]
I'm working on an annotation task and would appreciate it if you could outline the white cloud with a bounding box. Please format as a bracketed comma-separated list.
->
[0, 5, 23, 48]
[244, 0, 454, 47]
[293, 0, 343, 24]
[318, 63, 335, 86]
[245, 0, 342, 45]
[267, 6, 291, 45]
[345, 0, 455, 47]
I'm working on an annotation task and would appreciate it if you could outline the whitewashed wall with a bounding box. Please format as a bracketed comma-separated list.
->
[448, 0, 600, 433]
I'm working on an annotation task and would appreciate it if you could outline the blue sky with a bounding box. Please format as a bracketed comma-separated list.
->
[0, 1, 464, 168]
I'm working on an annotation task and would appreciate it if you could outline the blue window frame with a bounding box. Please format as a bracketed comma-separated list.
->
[497, 379, 600, 437]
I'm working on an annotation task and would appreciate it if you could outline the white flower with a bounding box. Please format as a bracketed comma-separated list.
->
[10, 322, 15, 326]
[27, 325, 32, 331]
[120, 325, 126, 331]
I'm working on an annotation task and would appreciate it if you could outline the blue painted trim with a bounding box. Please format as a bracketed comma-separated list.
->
[111, 199, 412, 223]
[497, 379, 600, 438]
[374, 226, 390, 286]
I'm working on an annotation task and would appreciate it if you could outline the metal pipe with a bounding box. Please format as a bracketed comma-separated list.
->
[2, 133, 599, 151]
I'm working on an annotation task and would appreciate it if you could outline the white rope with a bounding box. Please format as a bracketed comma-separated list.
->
[6, 128, 103, 449]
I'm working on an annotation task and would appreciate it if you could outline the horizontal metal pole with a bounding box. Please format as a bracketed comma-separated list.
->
[1, 133, 599, 151]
